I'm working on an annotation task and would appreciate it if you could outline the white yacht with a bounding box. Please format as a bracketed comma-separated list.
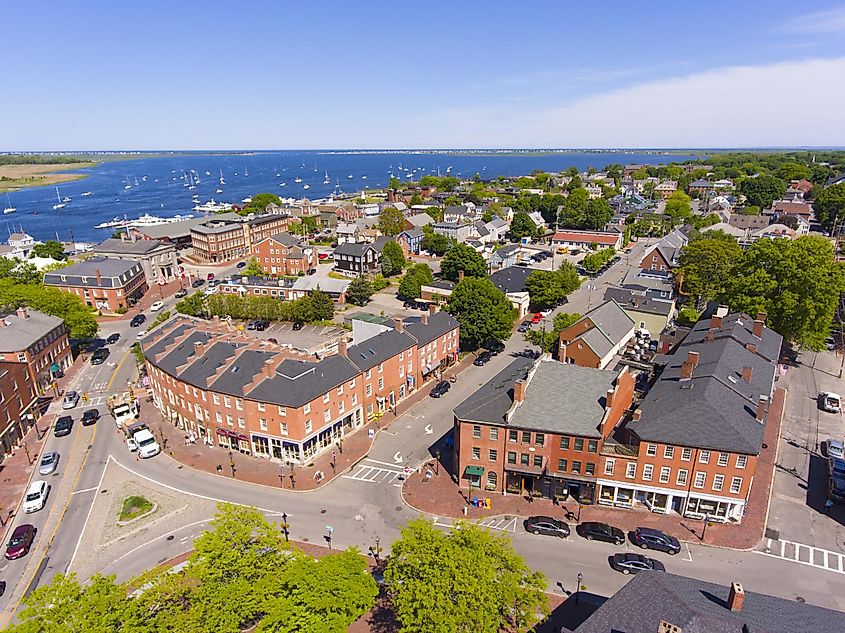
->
[303, 184, 310, 190]
[241, 196, 252, 203]
[323, 171, 330, 185]
[294, 176, 302, 183]
[215, 188, 224, 194]
[3, 194, 15, 214]
[81, 191, 92, 197]
[193, 200, 232, 213]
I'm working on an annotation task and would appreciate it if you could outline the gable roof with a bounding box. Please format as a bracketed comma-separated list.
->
[453, 357, 534, 424]
[0, 309, 64, 353]
[267, 232, 302, 248]
[650, 227, 689, 264]
[489, 266, 533, 294]
[404, 311, 459, 346]
[406, 213, 435, 227]
[93, 238, 171, 255]
[562, 300, 635, 359]
[603, 287, 674, 317]
[334, 241, 375, 258]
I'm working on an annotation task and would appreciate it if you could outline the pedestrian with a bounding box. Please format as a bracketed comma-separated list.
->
[331, 450, 337, 464]
[825, 498, 834, 514]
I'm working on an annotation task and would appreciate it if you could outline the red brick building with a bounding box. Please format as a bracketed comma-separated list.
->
[252, 232, 317, 276]
[190, 214, 291, 263]
[141, 308, 459, 464]
[0, 360, 39, 458]
[557, 300, 635, 369]
[43, 257, 147, 313]
[0, 307, 71, 392]
[638, 227, 689, 273]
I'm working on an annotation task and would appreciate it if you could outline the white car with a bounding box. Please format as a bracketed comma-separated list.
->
[136, 329, 148, 339]
[150, 300, 164, 312]
[819, 392, 842, 414]
[23, 480, 49, 513]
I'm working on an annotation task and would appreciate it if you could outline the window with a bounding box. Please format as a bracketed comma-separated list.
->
[574, 438, 584, 451]
[664, 446, 674, 459]
[472, 425, 481, 439]
[351, 393, 358, 406]
[558, 458, 568, 472]
[533, 454, 543, 468]
[278, 406, 286, 416]
[535, 433, 544, 446]
[280, 422, 288, 435]
[521, 431, 531, 444]
[520, 453, 529, 465]
[584, 462, 595, 475]
[366, 369, 371, 379]
[472, 447, 480, 460]
[681, 447, 692, 461]
[366, 384, 372, 397]
[659, 466, 671, 483]
[337, 384, 343, 396]
[489, 449, 498, 462]
[572, 460, 582, 473]
[717, 452, 729, 467]
[713, 474, 725, 491]
[730, 477, 743, 494]
[509, 429, 518, 443]
[324, 410, 331, 423]
[642, 464, 654, 481]
[303, 403, 311, 414]
[699, 450, 710, 464]
[625, 462, 636, 479]
[378, 363, 383, 374]
[226, 414, 233, 427]
[677, 469, 688, 486]
[259, 418, 268, 431]
[487, 471, 497, 490]
[560, 436, 570, 450]
[489, 428, 498, 440]
[693, 472, 706, 489]
[586, 439, 598, 453]
[377, 377, 384, 390]
[604, 458, 615, 476]
[507, 451, 516, 464]
[646, 443, 657, 457]
[323, 393, 331, 404]
[305, 419, 312, 433]
[224, 396, 231, 408]
[237, 417, 245, 429]
[235, 398, 243, 411]
[736, 455, 748, 469]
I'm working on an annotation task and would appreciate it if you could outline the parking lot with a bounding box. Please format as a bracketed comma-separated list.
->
[249, 321, 347, 355]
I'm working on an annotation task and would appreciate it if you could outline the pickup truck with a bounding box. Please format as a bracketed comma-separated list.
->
[127, 422, 161, 459]
[112, 398, 140, 428]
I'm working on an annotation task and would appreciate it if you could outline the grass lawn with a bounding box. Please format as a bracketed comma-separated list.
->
[119, 495, 154, 521]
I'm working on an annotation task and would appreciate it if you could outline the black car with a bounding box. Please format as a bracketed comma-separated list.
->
[524, 516, 570, 538]
[254, 320, 268, 331]
[292, 322, 303, 331]
[609, 553, 666, 575]
[81, 409, 100, 426]
[236, 261, 247, 269]
[630, 527, 681, 554]
[430, 381, 451, 398]
[54, 416, 74, 437]
[576, 521, 625, 544]
[130, 314, 146, 327]
[106, 333, 120, 345]
[90, 348, 110, 365]
[473, 351, 493, 366]
[485, 341, 505, 355]
[192, 279, 205, 288]
[174, 289, 188, 298]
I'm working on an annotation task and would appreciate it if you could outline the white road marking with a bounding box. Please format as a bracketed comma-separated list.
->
[342, 463, 405, 485]
[684, 542, 693, 562]
[393, 451, 403, 464]
[68, 456, 109, 571]
[424, 424, 433, 435]
[364, 458, 406, 469]
[70, 486, 99, 496]
[755, 538, 845, 575]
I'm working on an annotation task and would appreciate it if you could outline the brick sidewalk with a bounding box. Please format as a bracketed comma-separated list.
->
[403, 387, 786, 551]
[97, 279, 185, 323]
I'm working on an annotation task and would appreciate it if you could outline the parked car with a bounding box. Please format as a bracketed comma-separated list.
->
[136, 329, 148, 339]
[576, 521, 625, 544]
[486, 341, 505, 355]
[106, 333, 121, 345]
[130, 314, 146, 327]
[174, 288, 188, 299]
[318, 252, 330, 260]
[524, 516, 570, 538]
[430, 381, 451, 398]
[531, 312, 543, 324]
[23, 480, 49, 513]
[473, 351, 493, 366]
[236, 261, 247, 268]
[62, 391, 80, 410]
[609, 553, 666, 575]
[254, 320, 268, 331]
[39, 451, 59, 476]
[630, 527, 681, 554]
[191, 278, 205, 288]
[829, 456, 845, 478]
[517, 321, 531, 333]
[292, 322, 303, 331]
[819, 392, 842, 413]
[150, 300, 164, 312]
[5, 524, 36, 560]
[91, 348, 110, 365]
[826, 438, 845, 460]
[54, 415, 74, 437]
[82, 409, 100, 426]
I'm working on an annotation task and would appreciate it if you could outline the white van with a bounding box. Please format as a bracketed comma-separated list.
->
[23, 480, 49, 513]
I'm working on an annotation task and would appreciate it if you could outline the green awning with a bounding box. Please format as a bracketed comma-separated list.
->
[463, 465, 485, 477]
[50, 363, 61, 373]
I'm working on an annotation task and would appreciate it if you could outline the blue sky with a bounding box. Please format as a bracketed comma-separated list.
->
[6, 0, 845, 150]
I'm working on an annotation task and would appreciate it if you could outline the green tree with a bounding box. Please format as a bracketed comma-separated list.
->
[421, 230, 452, 255]
[738, 175, 786, 209]
[0, 257, 41, 285]
[775, 162, 811, 182]
[384, 518, 548, 633]
[581, 247, 616, 273]
[175, 290, 207, 317]
[345, 277, 373, 306]
[678, 238, 742, 301]
[524, 262, 581, 309]
[242, 257, 265, 277]
[398, 263, 434, 300]
[676, 306, 701, 327]
[377, 206, 406, 236]
[814, 183, 845, 227]
[308, 288, 335, 321]
[522, 312, 581, 352]
[0, 280, 97, 339]
[30, 240, 66, 260]
[556, 188, 589, 228]
[389, 177, 401, 190]
[441, 243, 487, 281]
[244, 193, 283, 213]
[509, 212, 538, 239]
[446, 277, 516, 349]
[583, 198, 613, 230]
[381, 240, 406, 277]
[664, 191, 692, 223]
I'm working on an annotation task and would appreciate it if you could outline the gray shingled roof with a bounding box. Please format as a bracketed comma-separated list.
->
[0, 309, 63, 353]
[266, 232, 301, 247]
[603, 287, 674, 316]
[489, 266, 533, 294]
[684, 312, 781, 363]
[652, 227, 689, 264]
[575, 571, 845, 633]
[93, 238, 170, 255]
[509, 362, 612, 436]
[347, 330, 416, 371]
[211, 349, 274, 397]
[248, 355, 360, 408]
[43, 257, 143, 288]
[404, 311, 459, 346]
[453, 357, 534, 424]
[334, 242, 375, 258]
[563, 300, 635, 358]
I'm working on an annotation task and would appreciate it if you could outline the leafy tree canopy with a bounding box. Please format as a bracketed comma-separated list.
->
[678, 237, 743, 302]
[345, 277, 373, 306]
[814, 183, 845, 227]
[737, 175, 787, 209]
[377, 206, 406, 236]
[244, 193, 282, 214]
[31, 240, 67, 260]
[398, 263, 434, 300]
[0, 279, 97, 339]
[446, 277, 516, 349]
[508, 212, 539, 240]
[525, 262, 581, 309]
[441, 243, 487, 281]
[381, 240, 406, 277]
[522, 312, 581, 352]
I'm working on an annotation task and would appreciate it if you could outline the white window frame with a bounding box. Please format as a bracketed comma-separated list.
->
[604, 458, 615, 476]
[659, 466, 671, 483]
[663, 446, 674, 459]
[681, 447, 692, 461]
[625, 462, 636, 479]
[713, 474, 725, 492]
[642, 464, 653, 481]
[693, 471, 706, 489]
[730, 477, 743, 494]
[736, 455, 747, 469]
[646, 443, 657, 457]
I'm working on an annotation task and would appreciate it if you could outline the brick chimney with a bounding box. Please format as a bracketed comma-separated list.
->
[192, 341, 205, 358]
[15, 307, 28, 320]
[95, 269, 102, 285]
[756, 395, 768, 422]
[421, 313, 429, 325]
[728, 582, 745, 612]
[458, 270, 465, 282]
[558, 342, 567, 363]
[513, 379, 526, 403]
[745, 342, 757, 354]
[338, 339, 348, 357]
[605, 387, 615, 410]
[631, 409, 642, 421]
[680, 351, 699, 380]
[657, 622, 682, 633]
[262, 359, 275, 378]
[752, 312, 766, 339]
[394, 317, 404, 333]
[741, 366, 753, 382]
[710, 314, 723, 329]
[428, 303, 438, 315]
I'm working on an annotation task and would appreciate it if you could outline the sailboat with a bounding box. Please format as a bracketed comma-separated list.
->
[3, 194, 16, 214]
[219, 169, 225, 185]
[81, 191, 92, 197]
[313, 163, 318, 172]
[303, 184, 310, 190]
[244, 166, 249, 177]
[294, 176, 303, 183]
[52, 187, 66, 210]
[124, 176, 132, 190]
[347, 174, 353, 179]
[215, 188, 224, 194]
[322, 171, 330, 185]
[187, 173, 196, 190]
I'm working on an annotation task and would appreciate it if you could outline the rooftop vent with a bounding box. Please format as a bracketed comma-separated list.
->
[231, 366, 240, 373]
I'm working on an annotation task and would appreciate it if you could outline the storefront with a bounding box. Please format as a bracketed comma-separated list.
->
[463, 464, 484, 491]
[505, 469, 596, 503]
[216, 428, 250, 453]
[597, 480, 744, 522]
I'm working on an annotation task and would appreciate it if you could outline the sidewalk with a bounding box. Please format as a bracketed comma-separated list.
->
[96, 279, 185, 323]
[403, 387, 786, 551]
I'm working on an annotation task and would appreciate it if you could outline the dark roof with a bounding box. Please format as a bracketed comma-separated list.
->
[453, 357, 534, 424]
[603, 287, 674, 317]
[43, 257, 143, 288]
[93, 238, 171, 255]
[728, 214, 771, 230]
[489, 266, 533, 294]
[347, 330, 417, 371]
[684, 312, 781, 363]
[404, 311, 459, 346]
[0, 309, 64, 353]
[177, 340, 239, 387]
[491, 244, 521, 259]
[249, 355, 360, 408]
[334, 242, 375, 258]
[425, 279, 456, 291]
[576, 571, 845, 633]
[267, 232, 302, 247]
[210, 349, 274, 397]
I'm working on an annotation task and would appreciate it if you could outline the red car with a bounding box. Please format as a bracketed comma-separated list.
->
[206, 273, 215, 281]
[5, 524, 36, 560]
[531, 312, 543, 324]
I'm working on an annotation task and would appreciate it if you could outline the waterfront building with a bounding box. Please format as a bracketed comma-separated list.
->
[43, 257, 147, 313]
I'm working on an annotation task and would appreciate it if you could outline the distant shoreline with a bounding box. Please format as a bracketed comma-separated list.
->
[0, 162, 96, 193]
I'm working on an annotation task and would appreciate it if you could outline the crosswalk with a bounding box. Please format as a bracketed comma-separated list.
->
[433, 516, 518, 533]
[756, 538, 845, 575]
[342, 459, 408, 487]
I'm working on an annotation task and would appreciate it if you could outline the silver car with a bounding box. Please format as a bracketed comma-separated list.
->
[827, 439, 845, 460]
[39, 451, 59, 476]
[62, 391, 80, 410]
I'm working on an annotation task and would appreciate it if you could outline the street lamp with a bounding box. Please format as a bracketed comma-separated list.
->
[575, 572, 583, 605]
[369, 535, 382, 562]
[280, 512, 290, 542]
